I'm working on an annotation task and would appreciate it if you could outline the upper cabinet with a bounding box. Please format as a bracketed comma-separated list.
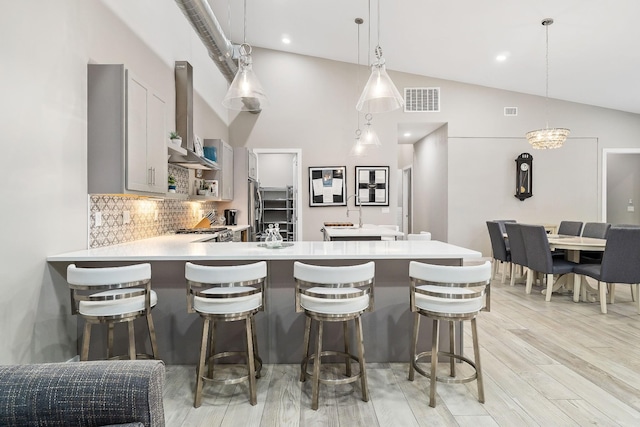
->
[204, 139, 234, 201]
[88, 64, 167, 196]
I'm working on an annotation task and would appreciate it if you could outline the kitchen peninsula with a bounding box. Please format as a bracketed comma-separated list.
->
[48, 236, 481, 364]
[322, 223, 405, 241]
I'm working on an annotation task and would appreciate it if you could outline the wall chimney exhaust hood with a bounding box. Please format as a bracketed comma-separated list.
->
[168, 61, 220, 170]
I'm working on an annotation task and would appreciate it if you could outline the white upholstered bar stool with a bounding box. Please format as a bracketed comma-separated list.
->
[408, 261, 491, 407]
[294, 261, 375, 410]
[66, 263, 159, 361]
[185, 261, 266, 407]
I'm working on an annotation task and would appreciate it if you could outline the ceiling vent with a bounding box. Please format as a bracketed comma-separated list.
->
[404, 87, 440, 112]
[504, 107, 518, 116]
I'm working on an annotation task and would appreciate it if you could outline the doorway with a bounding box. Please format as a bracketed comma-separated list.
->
[253, 149, 303, 240]
[401, 166, 412, 235]
[603, 148, 640, 225]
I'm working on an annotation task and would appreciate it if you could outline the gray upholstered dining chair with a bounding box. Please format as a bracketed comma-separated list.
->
[494, 219, 517, 236]
[557, 221, 583, 236]
[520, 224, 577, 301]
[504, 222, 528, 288]
[486, 221, 510, 284]
[580, 222, 611, 264]
[573, 226, 640, 314]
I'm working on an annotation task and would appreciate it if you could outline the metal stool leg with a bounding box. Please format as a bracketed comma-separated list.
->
[194, 317, 210, 408]
[355, 316, 369, 402]
[471, 318, 484, 403]
[251, 316, 261, 378]
[429, 319, 440, 408]
[311, 319, 323, 410]
[106, 323, 114, 359]
[208, 320, 217, 378]
[449, 321, 455, 377]
[245, 316, 257, 406]
[408, 312, 420, 381]
[81, 322, 92, 361]
[344, 321, 352, 377]
[300, 316, 311, 382]
[127, 320, 136, 360]
[147, 313, 159, 359]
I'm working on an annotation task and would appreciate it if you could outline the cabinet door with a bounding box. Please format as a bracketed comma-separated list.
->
[221, 142, 234, 200]
[126, 73, 150, 192]
[147, 93, 167, 193]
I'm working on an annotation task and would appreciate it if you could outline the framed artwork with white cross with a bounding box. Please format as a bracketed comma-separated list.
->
[355, 166, 389, 206]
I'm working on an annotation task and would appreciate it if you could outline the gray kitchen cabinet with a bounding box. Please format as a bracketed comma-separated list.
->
[88, 64, 167, 195]
[203, 139, 234, 201]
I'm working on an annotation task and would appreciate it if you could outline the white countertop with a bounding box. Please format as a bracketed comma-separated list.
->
[47, 235, 481, 262]
[323, 225, 405, 239]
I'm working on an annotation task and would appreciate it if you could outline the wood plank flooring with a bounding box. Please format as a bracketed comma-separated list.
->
[163, 275, 640, 426]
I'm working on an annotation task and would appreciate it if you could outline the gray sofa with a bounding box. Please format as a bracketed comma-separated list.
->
[0, 360, 165, 427]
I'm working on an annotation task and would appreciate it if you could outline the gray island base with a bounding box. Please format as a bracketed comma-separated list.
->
[48, 238, 481, 364]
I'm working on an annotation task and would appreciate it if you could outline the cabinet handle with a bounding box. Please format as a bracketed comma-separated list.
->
[148, 167, 152, 185]
[152, 167, 155, 185]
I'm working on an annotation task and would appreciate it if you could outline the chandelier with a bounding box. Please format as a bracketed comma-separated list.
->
[525, 18, 569, 149]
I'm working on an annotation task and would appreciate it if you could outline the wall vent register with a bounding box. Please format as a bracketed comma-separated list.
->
[404, 87, 440, 112]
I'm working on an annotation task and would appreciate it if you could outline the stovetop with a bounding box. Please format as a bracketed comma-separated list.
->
[175, 227, 229, 234]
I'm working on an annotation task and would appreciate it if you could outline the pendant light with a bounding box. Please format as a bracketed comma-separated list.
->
[356, 0, 403, 113]
[222, 0, 268, 112]
[350, 18, 372, 157]
[525, 18, 569, 149]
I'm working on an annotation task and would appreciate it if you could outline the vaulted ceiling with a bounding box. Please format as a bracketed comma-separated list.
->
[209, 0, 640, 115]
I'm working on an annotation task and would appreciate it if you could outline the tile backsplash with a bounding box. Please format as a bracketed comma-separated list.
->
[88, 165, 217, 248]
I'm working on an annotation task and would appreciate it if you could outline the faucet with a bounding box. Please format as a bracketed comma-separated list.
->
[346, 194, 363, 228]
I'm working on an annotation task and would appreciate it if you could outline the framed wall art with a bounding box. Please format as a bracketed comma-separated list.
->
[355, 166, 390, 206]
[309, 166, 346, 206]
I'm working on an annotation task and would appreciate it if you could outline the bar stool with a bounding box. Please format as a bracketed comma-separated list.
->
[294, 261, 375, 410]
[66, 263, 159, 361]
[185, 261, 266, 407]
[408, 261, 491, 407]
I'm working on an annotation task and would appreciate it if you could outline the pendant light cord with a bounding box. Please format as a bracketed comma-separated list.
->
[541, 18, 555, 130]
[243, 0, 247, 44]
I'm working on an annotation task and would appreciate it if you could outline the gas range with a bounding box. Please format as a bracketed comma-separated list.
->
[175, 227, 234, 242]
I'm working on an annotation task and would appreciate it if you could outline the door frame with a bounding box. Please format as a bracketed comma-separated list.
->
[602, 148, 640, 222]
[253, 148, 303, 240]
[401, 165, 412, 235]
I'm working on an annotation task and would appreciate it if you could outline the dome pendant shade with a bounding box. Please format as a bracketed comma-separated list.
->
[356, 60, 404, 113]
[222, 48, 268, 112]
[525, 127, 570, 149]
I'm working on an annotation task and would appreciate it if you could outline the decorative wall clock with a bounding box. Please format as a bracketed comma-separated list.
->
[515, 153, 533, 201]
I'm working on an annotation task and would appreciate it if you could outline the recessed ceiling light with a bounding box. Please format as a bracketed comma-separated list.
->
[282, 35, 291, 44]
[496, 53, 508, 62]
[403, 132, 411, 137]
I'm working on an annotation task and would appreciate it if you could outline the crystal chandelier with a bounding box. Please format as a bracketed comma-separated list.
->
[525, 18, 569, 149]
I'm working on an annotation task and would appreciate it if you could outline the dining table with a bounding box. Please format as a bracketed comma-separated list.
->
[547, 234, 607, 302]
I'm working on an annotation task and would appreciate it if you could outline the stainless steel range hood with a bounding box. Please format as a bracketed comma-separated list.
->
[168, 60, 220, 170]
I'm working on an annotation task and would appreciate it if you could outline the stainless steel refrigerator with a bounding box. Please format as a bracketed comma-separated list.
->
[248, 178, 262, 241]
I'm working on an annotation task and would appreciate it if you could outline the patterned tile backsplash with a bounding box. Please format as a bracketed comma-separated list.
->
[88, 165, 217, 248]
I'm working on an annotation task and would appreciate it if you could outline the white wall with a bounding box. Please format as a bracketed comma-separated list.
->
[413, 125, 449, 240]
[257, 153, 295, 187]
[0, 0, 228, 364]
[607, 153, 640, 225]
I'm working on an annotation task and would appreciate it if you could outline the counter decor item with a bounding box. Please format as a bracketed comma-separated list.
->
[309, 166, 347, 206]
[168, 174, 177, 193]
[193, 135, 204, 158]
[169, 131, 181, 144]
[264, 224, 283, 248]
[355, 166, 389, 206]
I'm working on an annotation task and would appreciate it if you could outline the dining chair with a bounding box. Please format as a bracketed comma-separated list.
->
[408, 233, 432, 241]
[486, 221, 510, 284]
[504, 222, 528, 287]
[573, 226, 640, 314]
[557, 221, 583, 236]
[520, 224, 577, 302]
[580, 222, 611, 264]
[494, 219, 517, 236]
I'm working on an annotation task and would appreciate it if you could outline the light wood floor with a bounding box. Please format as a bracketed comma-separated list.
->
[163, 273, 640, 426]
